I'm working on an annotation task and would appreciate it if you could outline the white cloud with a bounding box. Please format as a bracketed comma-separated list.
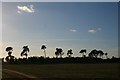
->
[17, 5, 35, 13]
[70, 29, 77, 32]
[88, 29, 96, 33]
[88, 28, 102, 33]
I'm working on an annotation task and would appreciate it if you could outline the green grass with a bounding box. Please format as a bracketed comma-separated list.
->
[2, 63, 120, 79]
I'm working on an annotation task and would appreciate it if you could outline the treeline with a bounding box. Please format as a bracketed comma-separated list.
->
[5, 45, 109, 60]
[3, 45, 120, 64]
[2, 56, 120, 64]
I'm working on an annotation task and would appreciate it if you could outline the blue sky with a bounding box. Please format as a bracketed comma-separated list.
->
[1, 2, 118, 58]
[1, 0, 120, 2]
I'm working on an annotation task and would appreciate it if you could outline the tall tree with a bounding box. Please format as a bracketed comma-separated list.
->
[21, 46, 30, 58]
[79, 49, 86, 57]
[41, 45, 47, 58]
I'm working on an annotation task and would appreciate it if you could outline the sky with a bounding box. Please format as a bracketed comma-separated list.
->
[1, 2, 118, 58]
[1, 0, 120, 2]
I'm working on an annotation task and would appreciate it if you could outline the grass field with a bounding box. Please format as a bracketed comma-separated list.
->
[2, 63, 120, 80]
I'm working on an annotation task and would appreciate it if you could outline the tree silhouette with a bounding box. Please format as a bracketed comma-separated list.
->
[21, 46, 29, 58]
[55, 48, 64, 58]
[6, 47, 13, 56]
[89, 49, 98, 58]
[55, 48, 59, 58]
[98, 50, 104, 58]
[5, 47, 15, 62]
[67, 49, 73, 58]
[89, 49, 105, 58]
[41, 45, 47, 58]
[59, 48, 64, 58]
[79, 49, 86, 57]
[105, 53, 108, 59]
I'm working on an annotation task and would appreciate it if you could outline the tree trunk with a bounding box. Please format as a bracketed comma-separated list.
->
[44, 49, 46, 58]
[106, 55, 108, 59]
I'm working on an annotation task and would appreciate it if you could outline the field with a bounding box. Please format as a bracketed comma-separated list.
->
[2, 63, 120, 80]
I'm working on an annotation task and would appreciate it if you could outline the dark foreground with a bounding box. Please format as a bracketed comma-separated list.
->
[2, 63, 120, 80]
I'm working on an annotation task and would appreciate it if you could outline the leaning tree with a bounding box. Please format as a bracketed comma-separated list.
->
[21, 46, 30, 58]
[41, 45, 47, 58]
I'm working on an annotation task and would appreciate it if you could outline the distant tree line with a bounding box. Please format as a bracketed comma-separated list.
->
[3, 45, 120, 64]
[2, 56, 120, 64]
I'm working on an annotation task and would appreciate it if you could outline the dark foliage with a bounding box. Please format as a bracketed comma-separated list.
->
[21, 46, 29, 58]
[3, 56, 120, 64]
[3, 46, 119, 64]
[55, 48, 64, 58]
[79, 49, 87, 57]
[5, 47, 15, 63]
[67, 49, 73, 58]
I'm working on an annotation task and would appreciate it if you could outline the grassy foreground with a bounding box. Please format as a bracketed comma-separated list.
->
[2, 63, 120, 80]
